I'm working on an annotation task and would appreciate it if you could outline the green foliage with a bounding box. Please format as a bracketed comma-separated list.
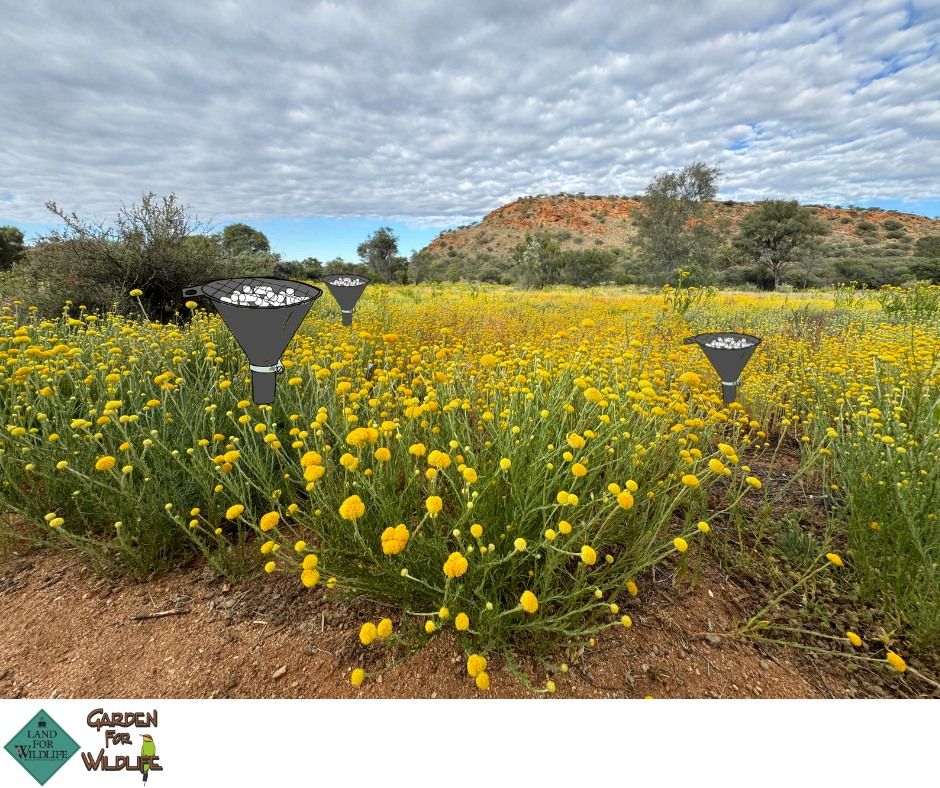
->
[878, 281, 940, 318]
[634, 162, 721, 283]
[510, 233, 561, 289]
[13, 193, 230, 321]
[357, 227, 407, 283]
[0, 226, 26, 271]
[734, 200, 829, 290]
[221, 223, 270, 256]
[558, 248, 615, 286]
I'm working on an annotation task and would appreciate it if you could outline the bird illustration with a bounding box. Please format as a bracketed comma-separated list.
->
[141, 734, 156, 783]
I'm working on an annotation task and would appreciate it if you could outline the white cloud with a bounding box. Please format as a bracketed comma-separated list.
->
[0, 0, 938, 231]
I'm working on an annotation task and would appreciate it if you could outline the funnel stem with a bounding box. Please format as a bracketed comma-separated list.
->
[251, 371, 277, 405]
[721, 381, 738, 405]
[341, 309, 353, 326]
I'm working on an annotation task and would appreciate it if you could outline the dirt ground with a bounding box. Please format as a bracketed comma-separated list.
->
[0, 546, 921, 700]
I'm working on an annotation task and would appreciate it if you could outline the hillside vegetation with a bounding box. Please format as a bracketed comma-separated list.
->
[418, 193, 940, 289]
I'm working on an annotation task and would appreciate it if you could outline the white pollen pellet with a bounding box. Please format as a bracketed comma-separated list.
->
[704, 336, 753, 349]
[221, 283, 313, 307]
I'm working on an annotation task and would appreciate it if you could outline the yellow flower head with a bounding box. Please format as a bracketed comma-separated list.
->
[427, 449, 452, 469]
[514, 537, 527, 552]
[470, 523, 483, 538]
[301, 569, 320, 588]
[339, 494, 365, 521]
[886, 651, 907, 673]
[374, 447, 391, 462]
[626, 580, 638, 597]
[381, 524, 410, 555]
[300, 450, 322, 468]
[443, 551, 469, 578]
[697, 521, 711, 533]
[225, 504, 245, 520]
[558, 520, 572, 534]
[467, 654, 487, 678]
[377, 618, 393, 639]
[350, 668, 366, 687]
[259, 511, 280, 531]
[499, 457, 511, 471]
[567, 432, 586, 450]
[520, 590, 539, 614]
[745, 476, 762, 490]
[475, 671, 490, 691]
[673, 537, 689, 554]
[846, 631, 863, 648]
[681, 474, 700, 488]
[572, 463, 588, 477]
[359, 622, 378, 646]
[580, 545, 597, 566]
[425, 495, 443, 516]
[617, 491, 634, 510]
[455, 612, 470, 631]
[826, 552, 844, 567]
[94, 455, 116, 472]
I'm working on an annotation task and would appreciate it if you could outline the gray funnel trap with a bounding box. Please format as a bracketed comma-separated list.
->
[682, 332, 762, 405]
[320, 273, 369, 326]
[183, 277, 322, 405]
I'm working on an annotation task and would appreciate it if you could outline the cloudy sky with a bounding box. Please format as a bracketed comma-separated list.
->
[2, 0, 938, 260]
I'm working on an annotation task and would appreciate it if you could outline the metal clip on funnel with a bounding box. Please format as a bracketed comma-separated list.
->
[183, 277, 322, 405]
[320, 273, 370, 326]
[682, 332, 762, 405]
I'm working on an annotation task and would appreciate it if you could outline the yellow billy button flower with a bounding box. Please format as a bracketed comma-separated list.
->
[350, 668, 366, 687]
[514, 537, 527, 552]
[608, 483, 621, 495]
[571, 463, 587, 477]
[846, 631, 863, 647]
[339, 494, 365, 521]
[443, 551, 469, 578]
[499, 457, 511, 471]
[520, 590, 539, 614]
[129, 288, 143, 297]
[425, 495, 443, 516]
[359, 622, 378, 646]
[302, 554, 319, 570]
[259, 511, 280, 531]
[374, 447, 391, 462]
[886, 651, 907, 672]
[466, 654, 487, 678]
[826, 552, 844, 567]
[455, 612, 470, 631]
[621, 614, 633, 628]
[381, 524, 409, 555]
[301, 569, 320, 588]
[377, 618, 393, 639]
[424, 620, 436, 634]
[626, 580, 638, 597]
[558, 520, 572, 534]
[580, 545, 597, 566]
[673, 537, 689, 554]
[470, 523, 483, 538]
[697, 521, 711, 533]
[681, 474, 700, 488]
[94, 455, 116, 472]
[294, 540, 306, 552]
[475, 672, 490, 691]
[617, 491, 634, 510]
[263, 561, 276, 574]
[745, 476, 762, 490]
[225, 504, 245, 520]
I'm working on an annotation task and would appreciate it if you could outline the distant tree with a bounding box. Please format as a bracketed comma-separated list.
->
[221, 223, 270, 257]
[510, 233, 561, 289]
[18, 193, 228, 320]
[559, 248, 615, 286]
[408, 249, 433, 284]
[734, 200, 829, 290]
[635, 162, 721, 282]
[0, 226, 26, 271]
[357, 227, 407, 282]
[914, 235, 940, 260]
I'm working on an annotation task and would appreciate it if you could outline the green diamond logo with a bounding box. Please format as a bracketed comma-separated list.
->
[5, 710, 79, 785]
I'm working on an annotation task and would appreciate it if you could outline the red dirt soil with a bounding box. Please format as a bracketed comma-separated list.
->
[0, 547, 916, 700]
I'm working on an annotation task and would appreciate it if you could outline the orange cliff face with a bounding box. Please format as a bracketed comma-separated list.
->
[423, 193, 940, 258]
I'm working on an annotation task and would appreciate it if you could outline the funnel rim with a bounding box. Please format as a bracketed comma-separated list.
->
[319, 272, 371, 286]
[188, 276, 323, 309]
[684, 331, 762, 347]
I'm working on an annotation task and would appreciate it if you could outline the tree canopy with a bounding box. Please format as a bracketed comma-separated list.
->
[0, 226, 25, 271]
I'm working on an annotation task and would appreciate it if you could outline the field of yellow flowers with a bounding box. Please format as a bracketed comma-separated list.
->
[1, 282, 939, 692]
